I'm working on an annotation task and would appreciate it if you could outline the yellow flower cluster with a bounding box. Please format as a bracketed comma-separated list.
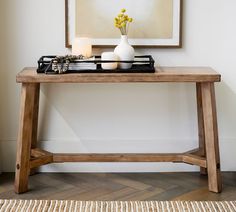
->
[114, 9, 133, 35]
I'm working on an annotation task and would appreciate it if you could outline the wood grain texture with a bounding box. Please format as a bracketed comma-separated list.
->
[196, 83, 207, 175]
[30, 83, 40, 175]
[16, 67, 221, 83]
[2, 173, 236, 201]
[30, 155, 53, 169]
[15, 83, 39, 194]
[14, 67, 222, 194]
[201, 82, 222, 193]
[52, 153, 206, 168]
[30, 84, 40, 150]
[30, 149, 53, 169]
[53, 153, 183, 163]
[182, 154, 207, 168]
[31, 148, 53, 158]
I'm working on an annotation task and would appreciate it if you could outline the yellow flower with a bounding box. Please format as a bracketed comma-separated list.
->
[114, 8, 133, 35]
[120, 17, 125, 22]
[115, 23, 121, 28]
[121, 8, 126, 13]
[128, 18, 133, 22]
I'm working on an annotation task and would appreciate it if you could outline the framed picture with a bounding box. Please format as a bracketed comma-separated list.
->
[65, 0, 182, 48]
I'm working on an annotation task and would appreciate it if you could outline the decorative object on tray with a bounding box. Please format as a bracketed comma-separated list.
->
[37, 55, 155, 74]
[72, 37, 92, 58]
[114, 9, 135, 69]
[42, 55, 96, 74]
[101, 52, 118, 70]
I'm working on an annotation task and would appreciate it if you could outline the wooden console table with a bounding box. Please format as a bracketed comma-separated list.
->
[15, 67, 222, 194]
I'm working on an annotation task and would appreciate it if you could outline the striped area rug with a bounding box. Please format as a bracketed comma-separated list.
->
[0, 200, 236, 212]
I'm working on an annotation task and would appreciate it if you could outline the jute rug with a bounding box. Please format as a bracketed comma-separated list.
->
[0, 200, 236, 212]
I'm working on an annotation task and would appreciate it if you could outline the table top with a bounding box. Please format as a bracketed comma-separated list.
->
[16, 67, 221, 83]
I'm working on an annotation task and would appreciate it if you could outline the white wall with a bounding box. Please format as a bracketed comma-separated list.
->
[0, 0, 236, 172]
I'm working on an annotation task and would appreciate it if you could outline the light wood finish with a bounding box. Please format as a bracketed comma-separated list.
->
[53, 152, 206, 167]
[182, 154, 206, 168]
[2, 173, 236, 201]
[15, 83, 39, 194]
[30, 148, 53, 169]
[31, 148, 53, 158]
[201, 83, 222, 193]
[53, 153, 183, 163]
[30, 83, 40, 175]
[16, 67, 221, 83]
[15, 67, 222, 194]
[30, 84, 40, 150]
[30, 155, 53, 169]
[196, 83, 207, 175]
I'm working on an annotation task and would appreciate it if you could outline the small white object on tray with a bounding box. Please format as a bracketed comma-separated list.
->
[101, 52, 119, 70]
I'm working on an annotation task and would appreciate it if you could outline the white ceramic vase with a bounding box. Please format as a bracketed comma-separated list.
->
[114, 35, 135, 69]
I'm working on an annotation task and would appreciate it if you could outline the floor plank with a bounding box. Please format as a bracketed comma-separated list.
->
[0, 172, 236, 200]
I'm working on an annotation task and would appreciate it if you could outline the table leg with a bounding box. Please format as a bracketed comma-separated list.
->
[201, 82, 222, 193]
[30, 84, 40, 175]
[15, 83, 40, 194]
[196, 83, 207, 175]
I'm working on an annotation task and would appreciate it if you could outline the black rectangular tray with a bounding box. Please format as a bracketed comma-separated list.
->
[37, 55, 155, 74]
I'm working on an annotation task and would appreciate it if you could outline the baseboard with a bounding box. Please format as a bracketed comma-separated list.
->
[0, 138, 235, 172]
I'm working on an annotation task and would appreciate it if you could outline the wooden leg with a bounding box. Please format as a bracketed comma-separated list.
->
[196, 83, 207, 175]
[30, 84, 40, 175]
[201, 82, 222, 193]
[15, 83, 40, 194]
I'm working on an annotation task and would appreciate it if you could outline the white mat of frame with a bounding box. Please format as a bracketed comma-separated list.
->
[0, 200, 236, 212]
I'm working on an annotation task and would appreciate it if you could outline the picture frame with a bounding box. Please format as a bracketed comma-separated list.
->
[65, 0, 183, 48]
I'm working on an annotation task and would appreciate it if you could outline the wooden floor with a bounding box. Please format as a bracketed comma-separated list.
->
[0, 172, 236, 200]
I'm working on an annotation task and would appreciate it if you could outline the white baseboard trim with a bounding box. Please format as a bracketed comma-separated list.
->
[0, 138, 235, 172]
